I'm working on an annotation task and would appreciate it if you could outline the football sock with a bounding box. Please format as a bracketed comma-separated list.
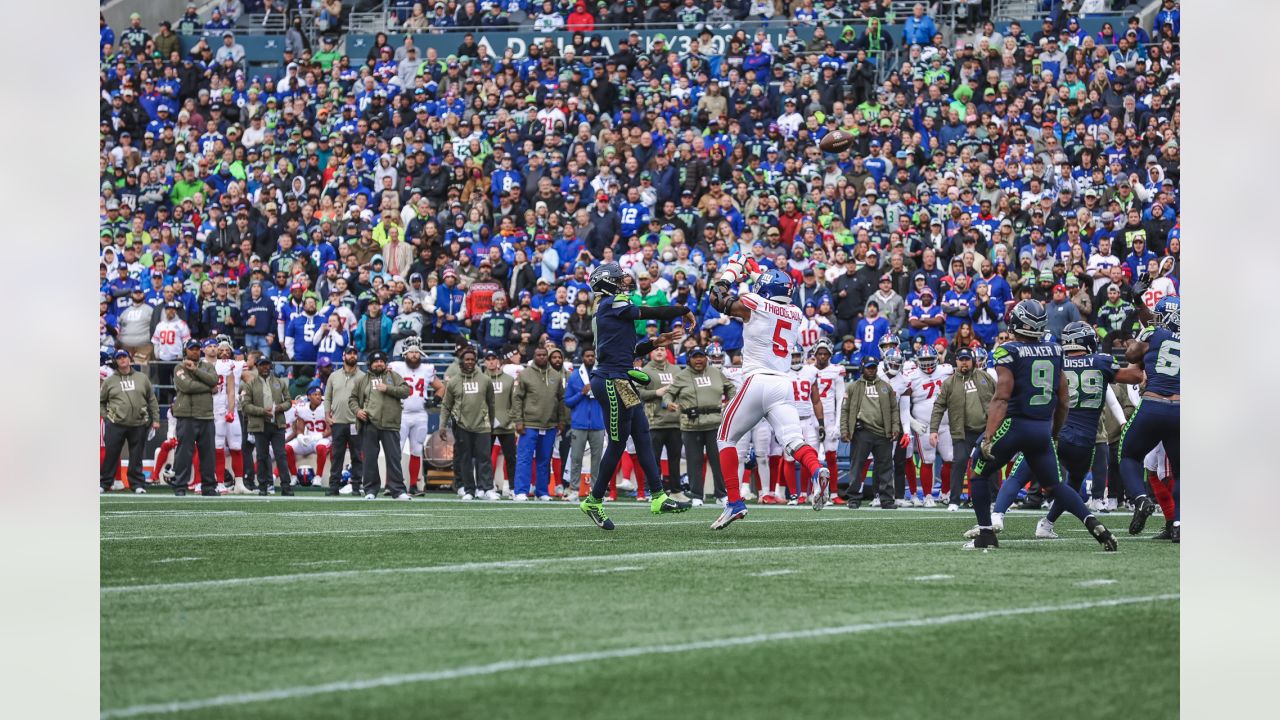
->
[314, 445, 328, 479]
[825, 451, 839, 494]
[940, 461, 953, 496]
[905, 459, 918, 496]
[971, 474, 993, 527]
[768, 455, 783, 494]
[229, 449, 244, 478]
[720, 447, 741, 503]
[1150, 473, 1176, 520]
[782, 460, 797, 498]
[408, 455, 421, 492]
[214, 449, 225, 483]
[792, 444, 822, 478]
[920, 463, 933, 497]
[285, 445, 297, 477]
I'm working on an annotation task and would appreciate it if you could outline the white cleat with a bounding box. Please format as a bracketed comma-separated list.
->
[870, 497, 881, 508]
[216, 482, 229, 495]
[947, 503, 960, 512]
[923, 495, 937, 508]
[911, 496, 924, 507]
[564, 493, 579, 503]
[691, 498, 704, 507]
[1035, 518, 1058, 539]
[786, 498, 798, 506]
[513, 494, 527, 502]
[536, 495, 552, 502]
[134, 487, 147, 495]
[992, 512, 1005, 533]
[364, 493, 376, 500]
[111, 480, 125, 491]
[460, 492, 474, 501]
[395, 493, 412, 501]
[233, 479, 250, 495]
[338, 483, 353, 495]
[740, 483, 756, 501]
[484, 490, 501, 501]
[99, 486, 105, 494]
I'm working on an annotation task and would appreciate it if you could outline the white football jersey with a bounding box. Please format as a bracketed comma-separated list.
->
[295, 401, 328, 436]
[813, 362, 846, 419]
[389, 360, 437, 414]
[213, 359, 245, 412]
[906, 363, 954, 419]
[739, 292, 805, 376]
[789, 364, 818, 418]
[721, 363, 747, 390]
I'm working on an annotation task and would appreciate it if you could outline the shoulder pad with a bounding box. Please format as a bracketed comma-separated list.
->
[991, 345, 1013, 364]
[1137, 326, 1156, 342]
[612, 294, 631, 305]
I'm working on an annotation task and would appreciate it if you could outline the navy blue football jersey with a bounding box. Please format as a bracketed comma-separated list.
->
[1062, 352, 1119, 436]
[991, 341, 1064, 421]
[591, 294, 644, 380]
[1139, 326, 1180, 396]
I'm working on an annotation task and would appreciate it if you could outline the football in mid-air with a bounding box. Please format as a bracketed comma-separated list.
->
[819, 129, 855, 153]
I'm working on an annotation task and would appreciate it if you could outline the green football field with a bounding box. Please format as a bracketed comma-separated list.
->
[100, 495, 1179, 719]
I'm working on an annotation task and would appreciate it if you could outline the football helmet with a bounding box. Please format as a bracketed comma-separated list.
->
[790, 349, 804, 371]
[752, 268, 793, 303]
[1154, 295, 1180, 333]
[589, 262, 627, 295]
[1008, 299, 1048, 339]
[878, 334, 901, 353]
[1060, 321, 1098, 353]
[916, 345, 938, 373]
[882, 347, 903, 377]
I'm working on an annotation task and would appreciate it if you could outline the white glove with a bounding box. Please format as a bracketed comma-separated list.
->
[909, 419, 928, 436]
[719, 260, 745, 285]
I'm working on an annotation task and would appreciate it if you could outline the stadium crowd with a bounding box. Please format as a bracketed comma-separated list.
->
[99, 1, 1180, 514]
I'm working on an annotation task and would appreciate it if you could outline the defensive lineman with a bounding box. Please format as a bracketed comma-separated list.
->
[388, 337, 443, 493]
[965, 300, 1118, 551]
[1119, 295, 1181, 540]
[906, 345, 955, 508]
[708, 262, 832, 530]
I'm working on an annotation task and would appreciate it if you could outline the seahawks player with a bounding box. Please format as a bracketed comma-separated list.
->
[579, 263, 694, 530]
[965, 300, 1119, 551]
[1119, 295, 1181, 540]
[974, 322, 1143, 539]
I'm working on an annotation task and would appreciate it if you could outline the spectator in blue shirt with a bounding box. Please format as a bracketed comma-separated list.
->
[902, 4, 939, 46]
[908, 287, 944, 346]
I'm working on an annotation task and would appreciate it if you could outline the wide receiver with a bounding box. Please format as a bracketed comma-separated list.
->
[708, 260, 832, 530]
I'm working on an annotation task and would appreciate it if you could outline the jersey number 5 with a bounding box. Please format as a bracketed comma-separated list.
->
[772, 319, 792, 358]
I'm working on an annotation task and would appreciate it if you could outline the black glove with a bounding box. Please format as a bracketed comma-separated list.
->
[1133, 269, 1151, 296]
[817, 423, 826, 443]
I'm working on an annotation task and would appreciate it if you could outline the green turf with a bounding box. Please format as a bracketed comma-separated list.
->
[100, 497, 1178, 719]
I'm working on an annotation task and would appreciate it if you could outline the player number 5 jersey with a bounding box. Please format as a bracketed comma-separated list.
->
[739, 292, 804, 377]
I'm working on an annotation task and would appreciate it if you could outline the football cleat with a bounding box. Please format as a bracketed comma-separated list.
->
[364, 493, 376, 500]
[1129, 496, 1155, 535]
[760, 494, 782, 505]
[963, 529, 999, 550]
[831, 496, 846, 506]
[1170, 523, 1180, 543]
[690, 498, 704, 507]
[711, 500, 749, 530]
[134, 486, 147, 495]
[460, 492, 474, 501]
[786, 497, 798, 506]
[513, 494, 527, 502]
[1152, 520, 1174, 541]
[580, 497, 615, 530]
[394, 493, 411, 501]
[651, 492, 692, 515]
[338, 483, 353, 495]
[922, 495, 936, 508]
[910, 495, 923, 508]
[947, 503, 959, 512]
[991, 512, 1005, 533]
[1034, 518, 1058, 539]
[811, 468, 830, 511]
[1086, 520, 1118, 551]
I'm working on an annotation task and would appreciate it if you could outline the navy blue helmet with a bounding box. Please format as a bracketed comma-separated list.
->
[1060, 321, 1098, 353]
[1008, 299, 1048, 339]
[589, 262, 627, 295]
[752, 268, 793, 303]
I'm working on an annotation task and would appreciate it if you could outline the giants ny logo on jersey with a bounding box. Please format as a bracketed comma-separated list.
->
[658, 372, 674, 385]
[864, 385, 880, 400]
[463, 381, 480, 394]
[118, 378, 136, 392]
[694, 376, 712, 388]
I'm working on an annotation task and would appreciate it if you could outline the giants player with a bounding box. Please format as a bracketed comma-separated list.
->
[286, 382, 332, 482]
[213, 339, 249, 494]
[781, 349, 822, 505]
[878, 348, 919, 505]
[906, 345, 955, 508]
[389, 337, 443, 494]
[811, 339, 847, 505]
[708, 264, 832, 530]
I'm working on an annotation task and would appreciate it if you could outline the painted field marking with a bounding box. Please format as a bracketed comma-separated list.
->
[911, 574, 954, 582]
[1075, 579, 1118, 587]
[749, 569, 797, 577]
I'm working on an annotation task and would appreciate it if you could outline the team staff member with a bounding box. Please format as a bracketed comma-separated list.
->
[840, 356, 906, 509]
[485, 350, 518, 495]
[668, 346, 736, 505]
[637, 345, 683, 498]
[441, 347, 497, 501]
[349, 351, 413, 500]
[928, 348, 996, 508]
[511, 346, 568, 500]
[563, 346, 605, 503]
[243, 356, 295, 496]
[99, 349, 160, 493]
[172, 338, 219, 496]
[324, 345, 365, 495]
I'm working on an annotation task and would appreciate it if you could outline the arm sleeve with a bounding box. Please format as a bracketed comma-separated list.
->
[929, 381, 948, 434]
[627, 304, 689, 321]
[633, 339, 657, 358]
[1104, 385, 1126, 427]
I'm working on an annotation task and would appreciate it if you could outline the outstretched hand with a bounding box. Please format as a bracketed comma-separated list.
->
[654, 327, 684, 348]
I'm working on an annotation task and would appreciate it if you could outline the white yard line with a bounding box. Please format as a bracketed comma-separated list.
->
[911, 574, 954, 582]
[748, 569, 797, 577]
[150, 557, 203, 564]
[99, 593, 1178, 719]
[99, 513, 956, 542]
[1075, 579, 1119, 587]
[102, 538, 1061, 595]
[591, 566, 643, 574]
